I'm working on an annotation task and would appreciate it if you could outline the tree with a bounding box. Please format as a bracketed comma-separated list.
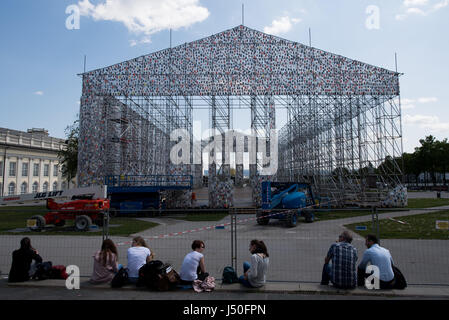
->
[58, 119, 79, 188]
[415, 135, 439, 186]
[402, 152, 420, 186]
[435, 139, 449, 186]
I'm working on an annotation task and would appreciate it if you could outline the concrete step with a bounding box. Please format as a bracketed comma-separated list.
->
[6, 279, 449, 298]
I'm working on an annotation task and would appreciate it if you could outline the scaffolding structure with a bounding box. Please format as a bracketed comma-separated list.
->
[277, 95, 403, 206]
[78, 25, 404, 208]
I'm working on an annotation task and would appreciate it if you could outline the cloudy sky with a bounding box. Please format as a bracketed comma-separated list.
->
[0, 0, 448, 153]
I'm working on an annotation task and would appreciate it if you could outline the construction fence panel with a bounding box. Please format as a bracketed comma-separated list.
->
[0, 205, 448, 286]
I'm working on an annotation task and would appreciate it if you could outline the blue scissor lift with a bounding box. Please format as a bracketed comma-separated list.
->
[257, 181, 316, 227]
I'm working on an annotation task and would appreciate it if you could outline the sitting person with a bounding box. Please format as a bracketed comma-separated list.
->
[8, 237, 42, 282]
[90, 239, 121, 284]
[321, 231, 358, 289]
[239, 239, 269, 288]
[358, 234, 395, 289]
[127, 236, 154, 283]
[179, 240, 208, 285]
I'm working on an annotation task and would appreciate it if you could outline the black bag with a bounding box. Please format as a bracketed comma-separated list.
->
[111, 267, 129, 288]
[138, 261, 180, 291]
[137, 260, 164, 288]
[392, 265, 407, 289]
[222, 266, 239, 284]
[154, 264, 180, 291]
[32, 261, 53, 280]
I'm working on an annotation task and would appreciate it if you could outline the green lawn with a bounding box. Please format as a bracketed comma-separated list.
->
[345, 210, 449, 240]
[313, 209, 388, 221]
[406, 198, 449, 209]
[0, 206, 158, 237]
[314, 198, 449, 221]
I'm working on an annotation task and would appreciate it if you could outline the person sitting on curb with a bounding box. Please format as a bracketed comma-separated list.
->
[179, 240, 208, 285]
[90, 239, 121, 285]
[239, 239, 269, 288]
[127, 236, 154, 284]
[8, 237, 43, 283]
[357, 234, 395, 289]
[321, 231, 358, 289]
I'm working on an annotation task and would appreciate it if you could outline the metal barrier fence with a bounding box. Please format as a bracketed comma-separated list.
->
[0, 205, 448, 286]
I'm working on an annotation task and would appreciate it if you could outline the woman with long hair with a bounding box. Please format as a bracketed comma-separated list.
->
[8, 237, 43, 282]
[90, 239, 120, 284]
[127, 236, 154, 283]
[239, 239, 269, 288]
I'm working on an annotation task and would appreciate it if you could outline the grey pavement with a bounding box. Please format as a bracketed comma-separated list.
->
[408, 191, 449, 199]
[2, 278, 449, 300]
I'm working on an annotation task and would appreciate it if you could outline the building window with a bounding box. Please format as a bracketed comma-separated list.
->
[0, 161, 3, 176]
[53, 164, 58, 177]
[33, 163, 40, 177]
[43, 182, 49, 192]
[0, 183, 2, 195]
[8, 182, 16, 195]
[9, 162, 17, 177]
[53, 182, 58, 191]
[21, 182, 28, 194]
[32, 182, 39, 193]
[44, 164, 49, 177]
[22, 163, 29, 177]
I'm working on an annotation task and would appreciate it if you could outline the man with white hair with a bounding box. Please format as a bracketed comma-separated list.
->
[321, 231, 358, 289]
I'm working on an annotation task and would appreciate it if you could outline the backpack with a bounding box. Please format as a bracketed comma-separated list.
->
[32, 261, 53, 280]
[222, 266, 239, 284]
[392, 265, 407, 289]
[48, 265, 68, 280]
[111, 267, 129, 288]
[138, 261, 180, 291]
[154, 264, 181, 291]
[137, 260, 164, 288]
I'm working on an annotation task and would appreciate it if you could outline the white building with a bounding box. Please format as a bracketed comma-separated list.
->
[0, 127, 75, 196]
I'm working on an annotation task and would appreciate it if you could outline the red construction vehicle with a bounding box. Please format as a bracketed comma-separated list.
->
[30, 196, 110, 232]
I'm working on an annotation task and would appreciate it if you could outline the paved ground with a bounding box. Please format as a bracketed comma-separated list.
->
[3, 278, 449, 300]
[408, 191, 449, 198]
[1, 204, 448, 288]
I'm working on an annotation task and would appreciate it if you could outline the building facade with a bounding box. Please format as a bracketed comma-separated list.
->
[0, 128, 74, 196]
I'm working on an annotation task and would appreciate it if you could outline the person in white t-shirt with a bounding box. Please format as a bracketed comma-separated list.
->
[239, 239, 269, 288]
[127, 236, 154, 283]
[179, 240, 208, 284]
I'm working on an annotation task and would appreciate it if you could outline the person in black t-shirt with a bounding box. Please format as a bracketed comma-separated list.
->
[8, 237, 42, 282]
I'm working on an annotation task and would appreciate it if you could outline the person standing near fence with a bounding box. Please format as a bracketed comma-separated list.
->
[357, 234, 395, 289]
[179, 240, 208, 285]
[321, 231, 358, 289]
[127, 236, 154, 283]
[89, 239, 121, 284]
[8, 237, 42, 282]
[239, 240, 269, 288]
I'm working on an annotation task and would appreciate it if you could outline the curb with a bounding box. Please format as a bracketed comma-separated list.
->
[5, 279, 449, 299]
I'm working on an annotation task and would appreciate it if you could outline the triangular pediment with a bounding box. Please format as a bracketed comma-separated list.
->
[82, 25, 399, 96]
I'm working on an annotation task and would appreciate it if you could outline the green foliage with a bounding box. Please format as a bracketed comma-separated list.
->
[58, 119, 79, 184]
[399, 135, 449, 185]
